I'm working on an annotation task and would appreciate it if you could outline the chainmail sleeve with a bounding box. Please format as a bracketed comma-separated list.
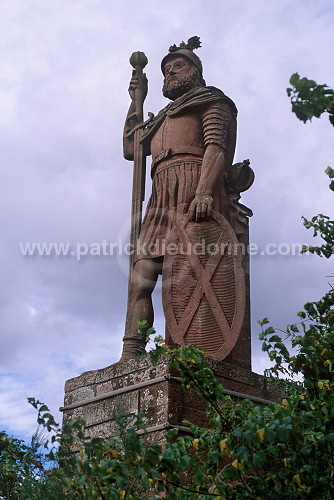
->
[201, 102, 231, 151]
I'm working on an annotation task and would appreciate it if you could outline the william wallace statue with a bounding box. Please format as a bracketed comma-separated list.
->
[121, 37, 254, 364]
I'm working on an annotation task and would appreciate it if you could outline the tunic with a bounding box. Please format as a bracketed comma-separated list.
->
[134, 86, 237, 261]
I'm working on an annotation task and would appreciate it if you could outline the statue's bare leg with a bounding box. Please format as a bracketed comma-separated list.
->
[121, 258, 162, 361]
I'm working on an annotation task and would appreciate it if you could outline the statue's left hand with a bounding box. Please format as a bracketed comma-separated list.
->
[188, 193, 213, 222]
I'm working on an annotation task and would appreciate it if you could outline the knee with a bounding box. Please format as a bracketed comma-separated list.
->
[128, 278, 153, 302]
[129, 260, 159, 299]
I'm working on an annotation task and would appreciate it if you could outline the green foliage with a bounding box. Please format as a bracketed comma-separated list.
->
[288, 72, 334, 258]
[1, 74, 333, 498]
[300, 167, 334, 258]
[300, 167, 333, 258]
[287, 73, 334, 125]
[301, 212, 334, 258]
[0, 427, 54, 499]
[2, 216, 334, 499]
[2, 323, 334, 499]
[137, 319, 157, 346]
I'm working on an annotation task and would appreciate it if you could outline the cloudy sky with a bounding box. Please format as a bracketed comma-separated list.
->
[0, 0, 333, 441]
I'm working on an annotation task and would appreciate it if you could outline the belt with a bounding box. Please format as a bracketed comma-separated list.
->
[151, 147, 204, 177]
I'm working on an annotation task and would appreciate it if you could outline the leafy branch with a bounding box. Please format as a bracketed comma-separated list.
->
[287, 73, 334, 125]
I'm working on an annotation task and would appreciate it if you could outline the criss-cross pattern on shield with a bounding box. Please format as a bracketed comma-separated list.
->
[162, 210, 245, 361]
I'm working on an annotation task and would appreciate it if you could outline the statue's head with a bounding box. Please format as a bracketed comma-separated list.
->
[161, 36, 206, 100]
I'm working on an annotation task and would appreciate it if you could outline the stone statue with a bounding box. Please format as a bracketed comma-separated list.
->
[120, 37, 254, 364]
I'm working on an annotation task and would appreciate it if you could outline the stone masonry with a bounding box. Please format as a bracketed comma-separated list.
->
[61, 356, 281, 442]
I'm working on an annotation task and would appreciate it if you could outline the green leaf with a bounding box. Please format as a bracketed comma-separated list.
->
[264, 427, 276, 442]
[243, 429, 254, 443]
[290, 73, 300, 86]
[269, 335, 282, 343]
[291, 335, 303, 347]
[325, 166, 334, 178]
[252, 451, 266, 468]
[264, 326, 275, 336]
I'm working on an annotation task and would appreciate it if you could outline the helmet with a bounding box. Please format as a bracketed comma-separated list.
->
[161, 36, 203, 77]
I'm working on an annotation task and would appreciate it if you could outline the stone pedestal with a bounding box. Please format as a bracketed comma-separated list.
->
[61, 356, 280, 442]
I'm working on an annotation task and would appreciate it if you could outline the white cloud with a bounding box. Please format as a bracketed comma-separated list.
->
[0, 0, 333, 440]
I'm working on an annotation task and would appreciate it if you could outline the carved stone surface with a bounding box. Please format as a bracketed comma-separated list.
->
[163, 211, 245, 360]
[121, 37, 254, 366]
[62, 357, 281, 442]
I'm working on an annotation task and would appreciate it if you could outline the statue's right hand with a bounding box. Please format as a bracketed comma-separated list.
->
[129, 70, 148, 101]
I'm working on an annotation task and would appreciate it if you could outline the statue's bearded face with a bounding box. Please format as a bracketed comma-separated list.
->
[162, 56, 202, 100]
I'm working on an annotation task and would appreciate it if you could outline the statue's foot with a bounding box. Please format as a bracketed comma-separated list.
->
[119, 337, 146, 362]
[119, 352, 139, 362]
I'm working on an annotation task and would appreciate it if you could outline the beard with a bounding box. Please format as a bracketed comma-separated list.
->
[162, 67, 202, 100]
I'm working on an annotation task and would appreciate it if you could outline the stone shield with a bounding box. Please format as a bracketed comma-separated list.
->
[162, 210, 245, 361]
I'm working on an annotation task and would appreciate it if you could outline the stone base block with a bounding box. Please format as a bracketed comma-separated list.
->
[61, 356, 281, 441]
